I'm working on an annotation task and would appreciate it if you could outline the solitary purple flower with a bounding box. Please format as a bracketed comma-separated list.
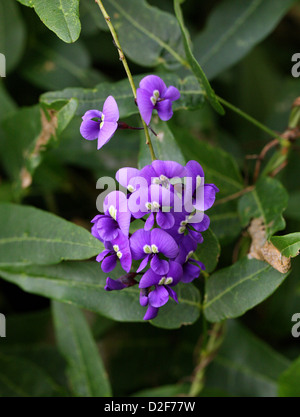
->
[130, 228, 179, 275]
[80, 96, 119, 149]
[136, 75, 180, 125]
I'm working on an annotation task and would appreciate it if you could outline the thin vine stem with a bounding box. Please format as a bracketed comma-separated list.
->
[95, 0, 156, 161]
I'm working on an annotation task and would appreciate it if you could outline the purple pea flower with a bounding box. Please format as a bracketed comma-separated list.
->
[104, 273, 138, 291]
[136, 75, 180, 125]
[139, 261, 182, 320]
[92, 191, 131, 242]
[130, 228, 179, 275]
[80, 96, 119, 149]
[174, 236, 205, 283]
[185, 160, 219, 211]
[96, 232, 132, 273]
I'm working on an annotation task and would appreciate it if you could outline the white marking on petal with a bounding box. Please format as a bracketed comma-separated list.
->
[128, 184, 135, 193]
[165, 277, 173, 285]
[117, 251, 122, 259]
[196, 175, 202, 188]
[109, 205, 117, 220]
[158, 277, 166, 285]
[100, 114, 105, 129]
[178, 226, 186, 234]
[151, 244, 159, 253]
[143, 244, 152, 254]
[152, 201, 160, 210]
[185, 251, 194, 263]
[113, 245, 120, 252]
[145, 202, 152, 210]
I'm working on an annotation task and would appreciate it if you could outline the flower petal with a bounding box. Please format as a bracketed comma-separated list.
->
[80, 119, 100, 141]
[97, 216, 119, 241]
[96, 249, 110, 263]
[166, 286, 178, 303]
[151, 228, 178, 258]
[151, 160, 186, 179]
[163, 86, 180, 102]
[139, 75, 167, 95]
[130, 229, 151, 259]
[136, 88, 154, 125]
[101, 254, 117, 273]
[137, 255, 151, 273]
[144, 212, 155, 231]
[102, 95, 119, 122]
[156, 211, 175, 229]
[97, 121, 118, 149]
[143, 305, 159, 320]
[82, 109, 102, 122]
[149, 285, 169, 307]
[156, 99, 173, 121]
[182, 262, 201, 283]
[150, 255, 169, 275]
[116, 167, 140, 188]
[139, 268, 161, 288]
[104, 277, 127, 291]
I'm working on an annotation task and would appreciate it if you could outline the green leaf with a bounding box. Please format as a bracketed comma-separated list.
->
[132, 383, 189, 397]
[174, 0, 224, 115]
[138, 118, 185, 167]
[195, 228, 220, 274]
[98, 0, 186, 68]
[204, 257, 290, 323]
[17, 0, 81, 43]
[0, 100, 77, 191]
[238, 177, 288, 239]
[0, 81, 17, 118]
[0, 262, 201, 329]
[21, 37, 106, 90]
[40, 73, 205, 119]
[278, 356, 300, 397]
[52, 301, 112, 397]
[0, 0, 26, 72]
[270, 233, 300, 258]
[0, 204, 103, 266]
[209, 201, 242, 244]
[205, 320, 290, 397]
[194, 0, 296, 80]
[0, 351, 65, 397]
[176, 135, 244, 197]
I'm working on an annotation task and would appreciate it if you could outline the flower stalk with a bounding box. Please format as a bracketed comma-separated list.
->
[95, 0, 157, 161]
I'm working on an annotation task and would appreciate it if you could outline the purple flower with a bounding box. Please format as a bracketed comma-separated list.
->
[174, 236, 205, 283]
[92, 191, 131, 242]
[96, 232, 132, 273]
[136, 75, 180, 125]
[104, 273, 138, 291]
[185, 160, 219, 211]
[80, 96, 119, 149]
[130, 228, 179, 275]
[139, 261, 182, 320]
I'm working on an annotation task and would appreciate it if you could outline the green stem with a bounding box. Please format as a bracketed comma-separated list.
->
[217, 95, 285, 144]
[95, 0, 156, 161]
[189, 321, 225, 397]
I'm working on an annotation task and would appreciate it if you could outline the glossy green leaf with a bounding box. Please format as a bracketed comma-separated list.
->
[97, 0, 186, 68]
[195, 228, 220, 273]
[238, 177, 288, 239]
[17, 0, 80, 43]
[204, 257, 290, 323]
[205, 320, 290, 397]
[270, 233, 300, 258]
[40, 73, 205, 119]
[194, 0, 296, 80]
[278, 356, 300, 397]
[176, 134, 244, 197]
[209, 201, 242, 244]
[0, 204, 103, 266]
[21, 37, 106, 90]
[174, 0, 224, 115]
[138, 118, 185, 167]
[52, 301, 112, 397]
[0, 0, 26, 72]
[0, 351, 65, 397]
[0, 262, 201, 329]
[0, 81, 17, 118]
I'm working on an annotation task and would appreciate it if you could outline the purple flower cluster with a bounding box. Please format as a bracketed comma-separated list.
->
[92, 160, 219, 320]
